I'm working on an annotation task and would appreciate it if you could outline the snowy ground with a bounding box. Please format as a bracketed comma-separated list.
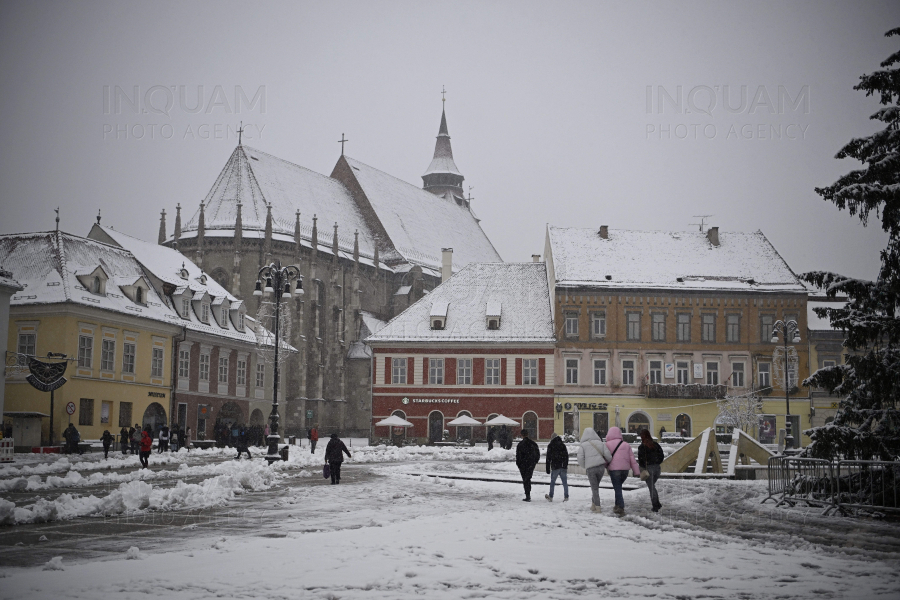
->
[1, 445, 899, 599]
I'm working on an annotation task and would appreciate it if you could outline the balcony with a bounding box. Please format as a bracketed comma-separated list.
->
[646, 383, 728, 399]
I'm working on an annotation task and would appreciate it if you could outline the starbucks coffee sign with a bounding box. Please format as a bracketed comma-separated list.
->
[401, 397, 459, 404]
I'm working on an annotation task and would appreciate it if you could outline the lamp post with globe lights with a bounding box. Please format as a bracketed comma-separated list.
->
[771, 318, 801, 450]
[253, 261, 303, 464]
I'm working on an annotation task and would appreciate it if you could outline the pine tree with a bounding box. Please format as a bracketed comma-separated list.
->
[802, 27, 900, 461]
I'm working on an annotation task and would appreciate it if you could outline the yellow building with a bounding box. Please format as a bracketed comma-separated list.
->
[2, 231, 178, 447]
[545, 225, 811, 447]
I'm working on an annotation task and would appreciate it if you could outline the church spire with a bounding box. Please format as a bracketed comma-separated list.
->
[174, 203, 182, 243]
[422, 90, 465, 199]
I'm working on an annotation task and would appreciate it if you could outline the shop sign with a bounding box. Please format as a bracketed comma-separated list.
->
[657, 413, 672, 421]
[148, 392, 166, 398]
[573, 403, 608, 411]
[664, 363, 675, 378]
[402, 397, 459, 404]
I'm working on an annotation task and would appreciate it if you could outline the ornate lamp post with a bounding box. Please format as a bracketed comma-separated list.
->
[253, 260, 303, 464]
[771, 319, 801, 450]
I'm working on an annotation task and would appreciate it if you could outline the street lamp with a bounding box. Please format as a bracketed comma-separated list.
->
[253, 260, 303, 464]
[771, 319, 801, 450]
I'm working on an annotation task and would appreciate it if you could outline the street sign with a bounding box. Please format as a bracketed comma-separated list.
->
[306, 410, 314, 419]
[66, 402, 76, 415]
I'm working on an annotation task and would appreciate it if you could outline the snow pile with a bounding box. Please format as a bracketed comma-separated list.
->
[41, 557, 64, 571]
[125, 547, 142, 560]
[281, 444, 516, 468]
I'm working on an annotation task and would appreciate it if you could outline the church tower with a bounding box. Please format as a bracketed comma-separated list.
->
[422, 95, 465, 201]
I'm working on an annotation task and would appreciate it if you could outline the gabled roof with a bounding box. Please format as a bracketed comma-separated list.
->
[340, 156, 501, 270]
[367, 262, 555, 344]
[547, 227, 805, 293]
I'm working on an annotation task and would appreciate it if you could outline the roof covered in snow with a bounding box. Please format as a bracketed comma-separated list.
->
[547, 227, 805, 293]
[367, 262, 555, 344]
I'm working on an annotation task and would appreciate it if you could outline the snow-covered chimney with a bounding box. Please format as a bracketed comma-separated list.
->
[441, 248, 453, 282]
[707, 226, 720, 247]
[599, 225, 609, 239]
[532, 254, 541, 263]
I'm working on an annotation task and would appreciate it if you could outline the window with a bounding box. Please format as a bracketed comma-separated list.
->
[199, 353, 210, 381]
[591, 312, 606, 337]
[593, 359, 607, 385]
[182, 298, 190, 318]
[119, 401, 132, 427]
[649, 360, 662, 384]
[565, 358, 579, 385]
[429, 358, 444, 385]
[626, 312, 641, 341]
[136, 287, 143, 304]
[92, 277, 101, 294]
[221, 308, 228, 326]
[485, 358, 500, 385]
[101, 400, 111, 424]
[151, 347, 164, 377]
[101, 339, 115, 371]
[79, 398, 94, 426]
[488, 319, 499, 330]
[622, 360, 635, 385]
[758, 362, 771, 388]
[677, 361, 690, 384]
[238, 313, 244, 329]
[706, 362, 719, 385]
[177, 348, 189, 378]
[17, 333, 35, 365]
[236, 359, 246, 386]
[391, 358, 407, 383]
[256, 363, 265, 388]
[652, 313, 666, 341]
[564, 312, 579, 337]
[78, 335, 93, 368]
[732, 362, 745, 387]
[677, 314, 691, 342]
[218, 356, 229, 382]
[823, 359, 836, 369]
[522, 359, 537, 385]
[458, 358, 472, 385]
[123, 342, 136, 374]
[702, 314, 716, 342]
[760, 314, 774, 343]
[201, 303, 209, 323]
[726, 314, 740, 342]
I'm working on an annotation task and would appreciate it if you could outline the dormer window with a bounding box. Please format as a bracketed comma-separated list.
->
[199, 274, 207, 285]
[92, 277, 101, 294]
[238, 312, 244, 330]
[201, 303, 209, 323]
[221, 307, 228, 327]
[136, 287, 143, 304]
[486, 300, 501, 331]
[488, 319, 499, 330]
[182, 298, 190, 318]
[430, 300, 449, 331]
[432, 319, 444, 331]
[179, 267, 189, 280]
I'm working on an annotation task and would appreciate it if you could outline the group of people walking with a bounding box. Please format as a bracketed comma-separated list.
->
[487, 425, 514, 451]
[515, 426, 665, 515]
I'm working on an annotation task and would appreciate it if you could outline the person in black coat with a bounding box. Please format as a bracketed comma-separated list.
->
[324, 433, 351, 484]
[638, 429, 665, 512]
[100, 430, 114, 459]
[544, 433, 569, 502]
[235, 426, 251, 459]
[487, 427, 495, 451]
[119, 426, 130, 454]
[515, 429, 541, 501]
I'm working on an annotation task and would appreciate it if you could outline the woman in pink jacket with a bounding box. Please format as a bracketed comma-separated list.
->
[604, 427, 641, 516]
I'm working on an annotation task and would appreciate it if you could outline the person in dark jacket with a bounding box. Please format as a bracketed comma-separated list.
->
[324, 433, 351, 484]
[544, 433, 569, 502]
[63, 424, 81, 455]
[638, 429, 665, 512]
[101, 429, 114, 459]
[515, 429, 541, 501]
[235, 426, 251, 459]
[130, 424, 140, 455]
[486, 427, 495, 451]
[119, 426, 130, 454]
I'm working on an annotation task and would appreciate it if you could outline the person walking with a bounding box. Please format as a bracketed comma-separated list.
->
[184, 427, 192, 451]
[309, 424, 319, 454]
[235, 426, 252, 459]
[605, 426, 641, 516]
[158, 426, 169, 453]
[577, 427, 613, 513]
[487, 427, 495, 451]
[139, 426, 152, 469]
[324, 433, 351, 484]
[544, 433, 569, 502]
[170, 425, 180, 453]
[638, 429, 665, 512]
[515, 429, 541, 502]
[101, 429, 114, 459]
[119, 426, 130, 454]
[131, 424, 140, 455]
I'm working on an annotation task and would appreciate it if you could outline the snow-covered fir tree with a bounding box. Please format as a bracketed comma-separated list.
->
[802, 27, 900, 461]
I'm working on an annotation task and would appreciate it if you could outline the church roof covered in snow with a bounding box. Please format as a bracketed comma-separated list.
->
[546, 226, 805, 293]
[367, 262, 555, 344]
[422, 109, 462, 177]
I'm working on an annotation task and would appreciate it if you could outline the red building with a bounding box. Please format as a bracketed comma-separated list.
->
[368, 260, 556, 442]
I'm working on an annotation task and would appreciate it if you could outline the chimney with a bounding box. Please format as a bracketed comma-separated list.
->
[532, 254, 541, 263]
[707, 226, 720, 247]
[599, 225, 608, 239]
[441, 248, 453, 282]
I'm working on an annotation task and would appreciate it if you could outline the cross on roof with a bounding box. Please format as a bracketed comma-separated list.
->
[338, 133, 348, 155]
[238, 121, 244, 145]
[442, 85, 446, 106]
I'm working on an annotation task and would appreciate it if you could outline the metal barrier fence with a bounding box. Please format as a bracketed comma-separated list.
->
[763, 456, 900, 516]
[0, 438, 14, 463]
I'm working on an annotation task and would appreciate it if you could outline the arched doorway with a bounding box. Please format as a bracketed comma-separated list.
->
[250, 409, 265, 426]
[142, 402, 167, 437]
[392, 410, 408, 445]
[627, 411, 651, 435]
[675, 413, 692, 437]
[522, 411, 538, 438]
[220, 401, 244, 426]
[455, 411, 473, 441]
[428, 411, 444, 444]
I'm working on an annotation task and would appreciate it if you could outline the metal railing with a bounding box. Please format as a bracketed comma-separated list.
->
[833, 460, 900, 516]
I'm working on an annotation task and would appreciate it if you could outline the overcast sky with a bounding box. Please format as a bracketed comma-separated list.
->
[1, 0, 898, 280]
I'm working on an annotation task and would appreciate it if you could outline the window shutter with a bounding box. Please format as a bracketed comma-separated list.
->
[407, 357, 414, 385]
[501, 358, 507, 385]
[539, 358, 546, 386]
[384, 357, 391, 385]
[515, 358, 523, 386]
[473, 358, 485, 385]
[445, 358, 456, 385]
[423, 357, 429, 384]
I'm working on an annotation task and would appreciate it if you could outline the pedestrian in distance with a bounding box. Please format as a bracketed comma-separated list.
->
[605, 426, 641, 516]
[235, 426, 251, 459]
[119, 426, 130, 454]
[638, 429, 665, 512]
[139, 426, 152, 469]
[515, 429, 541, 501]
[577, 427, 612, 513]
[131, 424, 140, 455]
[158, 425, 169, 453]
[486, 426, 495, 451]
[170, 425, 179, 453]
[309, 424, 319, 454]
[184, 426, 192, 451]
[101, 429, 114, 459]
[544, 433, 569, 502]
[324, 433, 351, 484]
